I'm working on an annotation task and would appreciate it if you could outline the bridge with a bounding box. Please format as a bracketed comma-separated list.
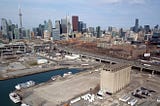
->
[57, 46, 160, 75]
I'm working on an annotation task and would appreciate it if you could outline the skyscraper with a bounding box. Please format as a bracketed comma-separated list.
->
[82, 23, 87, 32]
[133, 18, 139, 33]
[55, 20, 61, 34]
[144, 25, 151, 34]
[47, 19, 53, 36]
[1, 18, 8, 38]
[96, 26, 101, 38]
[78, 21, 83, 32]
[55, 20, 60, 29]
[72, 16, 79, 32]
[61, 18, 67, 33]
[135, 19, 139, 27]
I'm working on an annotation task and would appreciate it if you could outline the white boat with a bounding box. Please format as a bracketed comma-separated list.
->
[9, 92, 21, 103]
[15, 80, 35, 90]
[63, 72, 72, 77]
[21, 103, 30, 106]
[51, 76, 56, 81]
[51, 75, 61, 81]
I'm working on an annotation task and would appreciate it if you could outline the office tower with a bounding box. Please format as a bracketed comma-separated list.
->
[52, 28, 60, 40]
[25, 29, 31, 40]
[154, 25, 159, 33]
[55, 20, 60, 29]
[55, 20, 61, 34]
[39, 24, 45, 37]
[47, 19, 53, 37]
[1, 18, 8, 38]
[43, 30, 50, 40]
[72, 16, 79, 32]
[108, 26, 112, 32]
[67, 15, 72, 35]
[44, 20, 48, 30]
[88, 27, 94, 34]
[133, 19, 139, 33]
[14, 28, 19, 39]
[78, 21, 83, 32]
[96, 26, 101, 38]
[82, 23, 87, 32]
[135, 19, 139, 27]
[119, 28, 125, 38]
[144, 25, 151, 34]
[19, 6, 23, 38]
[61, 18, 67, 33]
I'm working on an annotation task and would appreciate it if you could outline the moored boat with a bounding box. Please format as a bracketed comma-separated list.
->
[15, 80, 35, 90]
[9, 92, 21, 103]
[21, 103, 30, 106]
[63, 72, 72, 77]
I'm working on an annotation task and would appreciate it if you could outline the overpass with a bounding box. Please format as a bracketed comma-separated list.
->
[57, 46, 160, 75]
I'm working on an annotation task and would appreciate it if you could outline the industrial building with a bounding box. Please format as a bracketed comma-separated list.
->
[100, 63, 131, 94]
[0, 42, 26, 58]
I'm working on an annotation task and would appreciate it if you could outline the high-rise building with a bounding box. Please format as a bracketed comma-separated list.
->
[54, 20, 61, 35]
[78, 21, 83, 32]
[135, 19, 139, 27]
[55, 20, 61, 29]
[61, 18, 67, 33]
[96, 26, 101, 38]
[25, 29, 31, 40]
[133, 19, 139, 33]
[72, 16, 79, 32]
[52, 28, 60, 40]
[88, 27, 95, 35]
[82, 23, 87, 32]
[108, 26, 112, 32]
[144, 25, 151, 34]
[43, 30, 50, 40]
[14, 28, 19, 39]
[154, 25, 159, 33]
[48, 19, 53, 35]
[1, 18, 8, 38]
[39, 24, 45, 37]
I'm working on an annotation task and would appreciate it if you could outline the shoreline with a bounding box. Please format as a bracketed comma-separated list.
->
[0, 65, 87, 81]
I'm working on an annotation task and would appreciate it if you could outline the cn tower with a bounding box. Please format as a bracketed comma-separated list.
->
[19, 4, 23, 38]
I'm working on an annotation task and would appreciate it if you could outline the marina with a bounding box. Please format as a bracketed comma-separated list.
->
[0, 68, 81, 106]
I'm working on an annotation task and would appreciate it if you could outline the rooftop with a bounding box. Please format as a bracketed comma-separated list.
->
[103, 63, 131, 72]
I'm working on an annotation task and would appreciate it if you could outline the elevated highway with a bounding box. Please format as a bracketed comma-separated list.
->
[57, 46, 160, 74]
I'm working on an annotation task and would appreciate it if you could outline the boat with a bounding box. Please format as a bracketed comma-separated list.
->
[63, 72, 72, 77]
[51, 75, 61, 81]
[15, 80, 35, 90]
[51, 76, 56, 81]
[9, 92, 21, 103]
[21, 103, 30, 106]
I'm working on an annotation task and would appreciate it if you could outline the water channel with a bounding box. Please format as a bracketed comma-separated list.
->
[0, 68, 81, 106]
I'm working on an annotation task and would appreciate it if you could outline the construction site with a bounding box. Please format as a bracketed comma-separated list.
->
[16, 63, 160, 106]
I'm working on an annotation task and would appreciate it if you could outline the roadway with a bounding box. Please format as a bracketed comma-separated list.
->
[57, 46, 160, 73]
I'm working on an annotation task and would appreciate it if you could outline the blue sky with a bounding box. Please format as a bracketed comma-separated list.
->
[0, 0, 160, 29]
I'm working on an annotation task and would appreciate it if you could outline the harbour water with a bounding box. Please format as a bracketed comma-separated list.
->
[0, 68, 81, 106]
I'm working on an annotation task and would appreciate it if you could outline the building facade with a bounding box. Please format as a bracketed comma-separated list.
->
[100, 63, 131, 94]
[72, 16, 79, 32]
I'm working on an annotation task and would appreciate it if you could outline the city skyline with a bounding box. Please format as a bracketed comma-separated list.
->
[0, 0, 160, 29]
